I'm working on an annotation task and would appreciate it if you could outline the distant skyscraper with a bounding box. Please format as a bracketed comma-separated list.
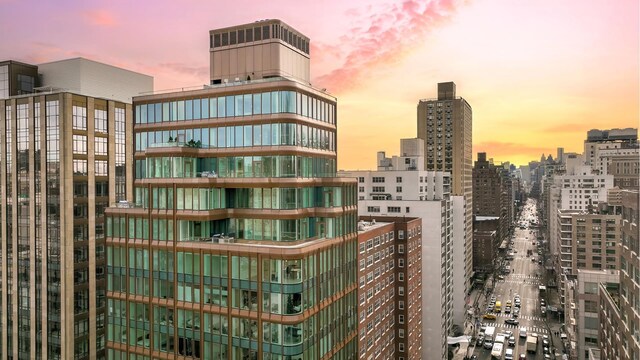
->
[105, 19, 358, 359]
[417, 82, 472, 323]
[0, 58, 152, 359]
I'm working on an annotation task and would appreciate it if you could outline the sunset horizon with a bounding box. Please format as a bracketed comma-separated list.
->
[1, 0, 637, 169]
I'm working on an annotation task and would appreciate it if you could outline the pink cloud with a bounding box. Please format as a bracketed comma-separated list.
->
[313, 0, 465, 93]
[83, 9, 117, 27]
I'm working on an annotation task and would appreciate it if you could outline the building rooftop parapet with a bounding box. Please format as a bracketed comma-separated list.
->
[135, 76, 334, 99]
[357, 220, 390, 233]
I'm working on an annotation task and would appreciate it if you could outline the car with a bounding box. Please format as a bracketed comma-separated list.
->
[505, 348, 514, 360]
[544, 346, 550, 354]
[519, 354, 526, 360]
[470, 356, 478, 360]
[540, 298, 546, 306]
[544, 355, 552, 360]
[513, 309, 519, 318]
[542, 335, 550, 346]
[503, 330, 513, 337]
[505, 318, 519, 325]
[476, 334, 485, 346]
[505, 306, 511, 314]
[538, 259, 543, 264]
[491, 295, 497, 301]
[532, 257, 536, 262]
[484, 339, 494, 349]
[483, 313, 497, 320]
[508, 336, 516, 347]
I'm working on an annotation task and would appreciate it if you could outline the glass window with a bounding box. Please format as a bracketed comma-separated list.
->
[253, 125, 262, 146]
[193, 99, 201, 119]
[234, 95, 243, 116]
[234, 127, 243, 147]
[253, 94, 261, 115]
[177, 101, 185, 121]
[147, 103, 155, 123]
[209, 98, 217, 118]
[162, 103, 170, 122]
[201, 98, 209, 118]
[217, 97, 225, 117]
[185, 100, 193, 120]
[243, 94, 252, 116]
[243, 126, 252, 147]
[271, 91, 280, 113]
[262, 124, 271, 146]
[261, 92, 271, 114]
[226, 96, 234, 117]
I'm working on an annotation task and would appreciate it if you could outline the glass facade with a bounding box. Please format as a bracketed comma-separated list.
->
[134, 90, 334, 125]
[0, 65, 8, 99]
[107, 83, 358, 359]
[0, 94, 129, 360]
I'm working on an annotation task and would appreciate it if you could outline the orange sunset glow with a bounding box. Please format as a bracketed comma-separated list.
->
[1, 0, 637, 168]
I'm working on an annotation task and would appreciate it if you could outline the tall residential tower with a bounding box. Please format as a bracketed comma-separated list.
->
[417, 82, 473, 324]
[105, 20, 358, 359]
[0, 58, 152, 360]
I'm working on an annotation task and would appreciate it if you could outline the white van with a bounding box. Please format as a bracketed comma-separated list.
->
[519, 327, 527, 338]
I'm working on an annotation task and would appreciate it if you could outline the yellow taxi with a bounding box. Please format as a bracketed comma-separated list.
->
[483, 313, 497, 320]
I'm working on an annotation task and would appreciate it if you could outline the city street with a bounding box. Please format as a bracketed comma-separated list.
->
[471, 199, 552, 359]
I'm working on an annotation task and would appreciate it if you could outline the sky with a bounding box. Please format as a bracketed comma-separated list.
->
[1, 0, 637, 169]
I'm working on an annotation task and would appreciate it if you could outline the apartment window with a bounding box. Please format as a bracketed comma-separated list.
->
[396, 177, 402, 183]
[95, 137, 107, 156]
[73, 105, 87, 130]
[405, 206, 410, 213]
[359, 186, 364, 192]
[387, 206, 400, 213]
[398, 272, 404, 282]
[358, 177, 364, 183]
[398, 230, 404, 240]
[398, 259, 404, 268]
[398, 315, 404, 324]
[398, 287, 404, 296]
[399, 328, 405, 338]
[372, 177, 385, 183]
[73, 135, 87, 154]
[95, 108, 108, 132]
[398, 245, 404, 254]
[367, 206, 381, 213]
[372, 186, 385, 192]
[396, 186, 402, 192]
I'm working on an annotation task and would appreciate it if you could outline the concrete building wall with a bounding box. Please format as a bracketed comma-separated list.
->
[355, 200, 451, 359]
[573, 270, 619, 360]
[451, 195, 467, 326]
[38, 58, 153, 103]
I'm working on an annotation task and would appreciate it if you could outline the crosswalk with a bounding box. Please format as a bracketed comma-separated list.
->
[510, 274, 542, 280]
[495, 313, 545, 322]
[502, 279, 540, 286]
[479, 322, 548, 334]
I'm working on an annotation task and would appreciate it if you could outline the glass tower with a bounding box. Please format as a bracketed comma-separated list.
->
[105, 19, 359, 360]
